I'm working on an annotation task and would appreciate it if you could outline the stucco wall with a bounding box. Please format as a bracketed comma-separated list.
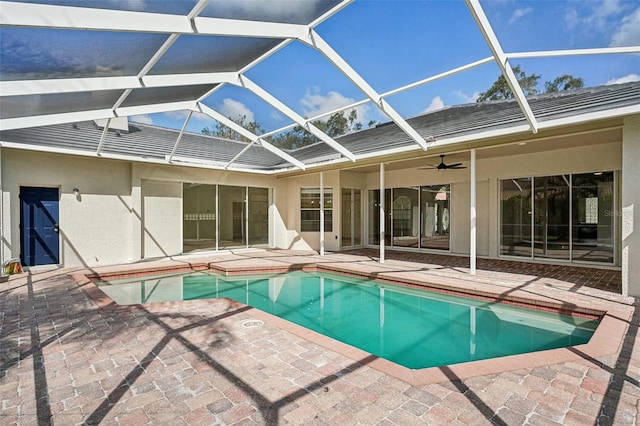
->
[1, 149, 133, 267]
[142, 179, 182, 259]
[0, 150, 286, 267]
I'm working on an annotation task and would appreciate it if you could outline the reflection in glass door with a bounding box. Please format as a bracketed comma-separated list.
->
[392, 187, 419, 248]
[342, 188, 362, 247]
[420, 185, 451, 250]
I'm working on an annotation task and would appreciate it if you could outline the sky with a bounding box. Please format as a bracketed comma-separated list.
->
[121, 0, 638, 134]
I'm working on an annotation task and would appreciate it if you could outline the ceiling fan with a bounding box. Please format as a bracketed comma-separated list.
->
[418, 155, 467, 170]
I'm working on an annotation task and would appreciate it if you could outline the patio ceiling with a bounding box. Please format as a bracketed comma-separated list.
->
[1, 0, 639, 173]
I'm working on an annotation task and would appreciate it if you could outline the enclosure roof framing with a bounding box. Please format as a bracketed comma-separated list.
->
[1, 0, 639, 172]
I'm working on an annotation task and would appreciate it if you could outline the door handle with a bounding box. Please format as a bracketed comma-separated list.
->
[54, 224, 59, 233]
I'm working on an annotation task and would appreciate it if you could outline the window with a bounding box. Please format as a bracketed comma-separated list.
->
[301, 188, 333, 232]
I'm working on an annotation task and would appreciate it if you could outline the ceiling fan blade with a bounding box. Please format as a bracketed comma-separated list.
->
[447, 162, 463, 168]
[448, 164, 467, 169]
[417, 166, 438, 170]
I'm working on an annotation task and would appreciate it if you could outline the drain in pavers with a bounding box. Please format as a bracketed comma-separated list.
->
[242, 320, 264, 328]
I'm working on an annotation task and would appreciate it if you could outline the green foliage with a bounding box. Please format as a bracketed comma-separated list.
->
[476, 65, 541, 102]
[477, 65, 583, 102]
[201, 115, 263, 142]
[544, 75, 584, 93]
[202, 109, 374, 150]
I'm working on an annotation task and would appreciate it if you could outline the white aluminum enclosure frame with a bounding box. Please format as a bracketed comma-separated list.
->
[1, 0, 639, 172]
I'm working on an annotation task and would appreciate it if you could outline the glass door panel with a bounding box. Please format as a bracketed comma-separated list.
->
[342, 188, 362, 247]
[534, 175, 570, 260]
[367, 189, 391, 246]
[420, 185, 451, 250]
[182, 183, 216, 253]
[392, 187, 419, 248]
[248, 187, 269, 246]
[500, 178, 532, 257]
[572, 172, 614, 263]
[219, 185, 246, 249]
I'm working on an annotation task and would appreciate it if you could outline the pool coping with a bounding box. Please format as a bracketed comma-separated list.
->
[71, 258, 633, 387]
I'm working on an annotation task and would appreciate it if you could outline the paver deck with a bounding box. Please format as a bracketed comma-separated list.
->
[1, 249, 638, 425]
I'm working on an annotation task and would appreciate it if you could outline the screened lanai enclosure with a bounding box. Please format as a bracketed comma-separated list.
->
[1, 0, 639, 296]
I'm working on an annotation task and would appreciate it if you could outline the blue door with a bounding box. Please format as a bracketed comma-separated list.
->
[20, 187, 60, 266]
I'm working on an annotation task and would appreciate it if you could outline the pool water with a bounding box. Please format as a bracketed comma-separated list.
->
[96, 270, 598, 369]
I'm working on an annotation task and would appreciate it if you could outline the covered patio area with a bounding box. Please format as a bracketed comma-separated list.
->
[1, 250, 637, 425]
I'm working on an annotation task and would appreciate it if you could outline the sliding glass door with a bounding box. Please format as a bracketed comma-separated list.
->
[183, 183, 270, 253]
[500, 172, 615, 264]
[367, 185, 451, 251]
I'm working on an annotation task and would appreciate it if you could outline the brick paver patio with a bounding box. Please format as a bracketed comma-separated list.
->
[1, 249, 638, 425]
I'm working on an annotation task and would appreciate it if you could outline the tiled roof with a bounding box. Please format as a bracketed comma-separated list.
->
[1, 81, 638, 172]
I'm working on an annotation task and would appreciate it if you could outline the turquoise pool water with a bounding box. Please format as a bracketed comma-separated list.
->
[97, 270, 598, 369]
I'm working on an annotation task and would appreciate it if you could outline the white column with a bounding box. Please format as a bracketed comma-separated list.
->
[379, 163, 385, 263]
[130, 167, 143, 262]
[0, 148, 3, 267]
[470, 149, 477, 275]
[320, 172, 325, 256]
[622, 116, 640, 297]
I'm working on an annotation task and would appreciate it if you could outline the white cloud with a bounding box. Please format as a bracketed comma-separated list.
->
[588, 0, 623, 27]
[163, 110, 191, 120]
[566, 0, 623, 32]
[509, 7, 533, 24]
[453, 90, 480, 104]
[606, 74, 640, 85]
[218, 98, 255, 122]
[300, 88, 376, 127]
[610, 7, 640, 46]
[300, 88, 354, 117]
[130, 114, 153, 125]
[423, 97, 445, 113]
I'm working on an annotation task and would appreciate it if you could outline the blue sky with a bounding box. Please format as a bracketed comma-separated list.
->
[133, 0, 640, 134]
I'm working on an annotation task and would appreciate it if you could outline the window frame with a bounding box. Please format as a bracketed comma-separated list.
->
[300, 187, 333, 232]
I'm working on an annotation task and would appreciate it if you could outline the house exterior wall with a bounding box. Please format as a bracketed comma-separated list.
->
[0, 125, 630, 289]
[0, 150, 286, 267]
[1, 149, 133, 267]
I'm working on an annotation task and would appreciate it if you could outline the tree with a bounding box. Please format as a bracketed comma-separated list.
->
[203, 109, 373, 150]
[545, 74, 584, 93]
[477, 65, 583, 102]
[476, 65, 541, 102]
[201, 115, 263, 142]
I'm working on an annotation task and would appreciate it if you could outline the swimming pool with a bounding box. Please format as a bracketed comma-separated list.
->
[96, 270, 599, 370]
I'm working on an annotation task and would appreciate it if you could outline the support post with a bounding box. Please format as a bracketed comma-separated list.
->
[470, 149, 477, 275]
[622, 116, 640, 297]
[320, 172, 325, 256]
[380, 163, 385, 263]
